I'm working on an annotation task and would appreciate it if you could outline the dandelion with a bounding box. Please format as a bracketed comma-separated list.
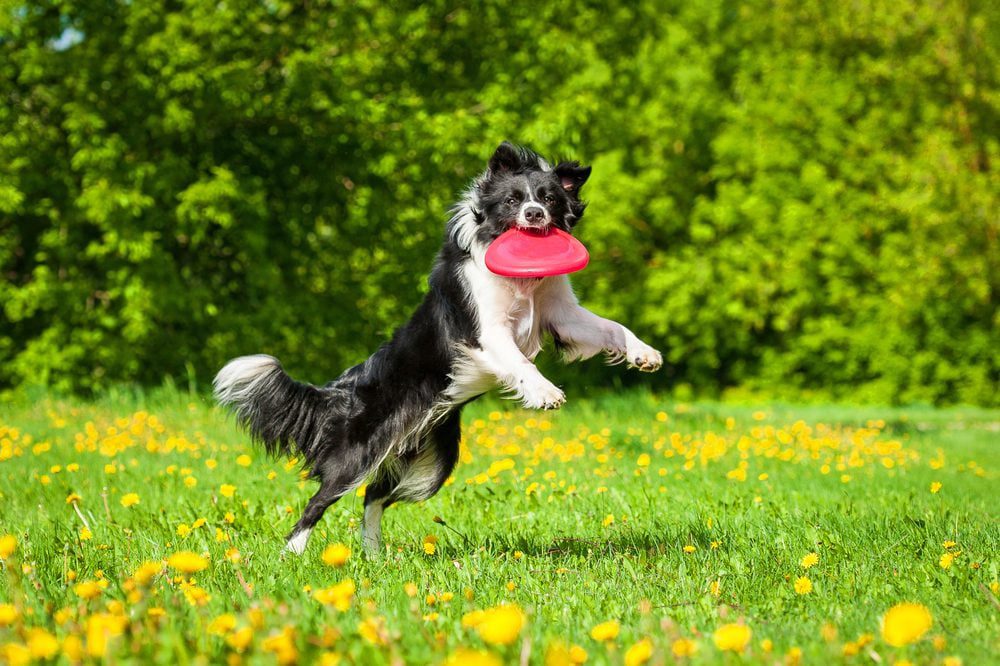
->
[602, 514, 615, 527]
[73, 581, 103, 600]
[313, 579, 356, 612]
[120, 493, 140, 507]
[0, 604, 19, 627]
[219, 484, 236, 498]
[133, 561, 161, 586]
[0, 534, 17, 560]
[358, 616, 387, 646]
[444, 648, 502, 666]
[166, 551, 209, 574]
[794, 576, 813, 594]
[207, 614, 237, 635]
[930, 481, 941, 493]
[590, 619, 620, 642]
[65, 492, 81, 504]
[227, 627, 253, 652]
[322, 543, 351, 567]
[404, 582, 418, 597]
[881, 602, 932, 647]
[672, 637, 697, 657]
[476, 604, 526, 646]
[683, 545, 696, 553]
[79, 527, 93, 541]
[236, 454, 252, 466]
[623, 638, 653, 666]
[261, 626, 298, 664]
[939, 553, 954, 569]
[800, 552, 819, 569]
[176, 524, 191, 538]
[713, 623, 751, 652]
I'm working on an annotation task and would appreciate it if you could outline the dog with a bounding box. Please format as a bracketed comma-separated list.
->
[213, 142, 662, 555]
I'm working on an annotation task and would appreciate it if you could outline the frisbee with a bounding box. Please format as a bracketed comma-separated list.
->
[485, 227, 590, 278]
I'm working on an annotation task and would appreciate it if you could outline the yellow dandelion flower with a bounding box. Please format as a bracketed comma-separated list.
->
[73, 581, 102, 600]
[357, 616, 387, 646]
[322, 543, 351, 567]
[713, 623, 751, 652]
[227, 627, 253, 652]
[183, 476, 197, 488]
[79, 527, 93, 541]
[623, 638, 653, 666]
[261, 626, 298, 665]
[794, 576, 813, 594]
[444, 648, 502, 666]
[423, 541, 436, 555]
[176, 524, 191, 538]
[404, 582, 418, 597]
[219, 484, 236, 498]
[602, 514, 615, 527]
[636, 453, 651, 467]
[65, 493, 81, 504]
[881, 602, 932, 647]
[120, 493, 139, 507]
[800, 552, 819, 569]
[25, 628, 58, 659]
[133, 561, 161, 586]
[476, 604, 526, 646]
[943, 540, 957, 549]
[313, 579, 355, 612]
[590, 619, 620, 642]
[207, 614, 237, 636]
[943, 657, 962, 666]
[930, 481, 941, 493]
[0, 604, 19, 626]
[672, 637, 697, 657]
[939, 553, 954, 569]
[166, 551, 209, 574]
[683, 544, 696, 553]
[236, 454, 252, 467]
[0, 535, 17, 560]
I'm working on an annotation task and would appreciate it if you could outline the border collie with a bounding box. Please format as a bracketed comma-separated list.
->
[214, 142, 662, 555]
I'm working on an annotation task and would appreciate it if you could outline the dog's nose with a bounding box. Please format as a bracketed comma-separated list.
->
[523, 206, 545, 224]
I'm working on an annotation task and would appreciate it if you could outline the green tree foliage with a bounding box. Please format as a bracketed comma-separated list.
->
[1, 0, 997, 403]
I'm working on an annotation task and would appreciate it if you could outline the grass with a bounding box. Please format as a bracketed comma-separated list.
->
[1, 387, 998, 664]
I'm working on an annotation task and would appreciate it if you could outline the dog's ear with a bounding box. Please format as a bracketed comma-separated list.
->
[489, 141, 522, 174]
[555, 161, 592, 194]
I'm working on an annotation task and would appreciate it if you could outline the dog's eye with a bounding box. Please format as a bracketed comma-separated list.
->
[544, 194, 555, 204]
[506, 197, 517, 206]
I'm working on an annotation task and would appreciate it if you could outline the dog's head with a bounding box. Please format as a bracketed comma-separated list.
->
[453, 142, 591, 251]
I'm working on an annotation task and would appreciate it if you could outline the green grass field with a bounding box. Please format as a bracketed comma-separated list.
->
[1, 388, 997, 665]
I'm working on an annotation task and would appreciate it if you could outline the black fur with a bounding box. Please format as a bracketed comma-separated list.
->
[214, 141, 591, 551]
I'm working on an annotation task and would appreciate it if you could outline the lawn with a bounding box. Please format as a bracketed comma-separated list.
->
[1, 388, 997, 664]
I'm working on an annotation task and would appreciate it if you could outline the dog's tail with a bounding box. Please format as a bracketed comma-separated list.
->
[213, 354, 327, 460]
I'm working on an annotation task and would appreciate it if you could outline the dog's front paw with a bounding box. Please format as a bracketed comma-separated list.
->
[519, 378, 566, 410]
[627, 343, 662, 372]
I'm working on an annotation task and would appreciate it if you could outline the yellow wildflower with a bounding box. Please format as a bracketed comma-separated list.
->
[881, 602, 932, 647]
[444, 648, 502, 666]
[800, 552, 819, 569]
[672, 637, 697, 657]
[166, 551, 209, 573]
[623, 638, 653, 666]
[0, 535, 17, 560]
[713, 623, 752, 652]
[322, 543, 351, 567]
[590, 619, 620, 642]
[73, 581, 102, 600]
[219, 484, 236, 498]
[476, 604, 526, 646]
[120, 493, 139, 507]
[794, 576, 813, 594]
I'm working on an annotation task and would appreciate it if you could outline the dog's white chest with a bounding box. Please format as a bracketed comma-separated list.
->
[507, 284, 542, 359]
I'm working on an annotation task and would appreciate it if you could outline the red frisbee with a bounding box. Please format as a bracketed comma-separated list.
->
[485, 227, 590, 278]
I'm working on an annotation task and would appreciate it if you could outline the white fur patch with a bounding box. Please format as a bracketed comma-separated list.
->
[362, 502, 383, 554]
[392, 447, 443, 503]
[285, 527, 312, 555]
[213, 354, 279, 406]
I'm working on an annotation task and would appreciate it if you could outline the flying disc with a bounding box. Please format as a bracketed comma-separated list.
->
[485, 227, 590, 278]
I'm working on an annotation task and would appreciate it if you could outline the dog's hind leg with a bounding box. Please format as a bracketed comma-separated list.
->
[284, 480, 346, 555]
[360, 412, 462, 556]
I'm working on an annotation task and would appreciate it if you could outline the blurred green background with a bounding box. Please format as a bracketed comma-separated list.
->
[1, 1, 997, 404]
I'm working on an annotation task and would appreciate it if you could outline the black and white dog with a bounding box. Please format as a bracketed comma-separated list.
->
[214, 142, 662, 555]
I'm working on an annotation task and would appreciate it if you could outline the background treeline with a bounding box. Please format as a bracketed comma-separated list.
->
[1, 1, 997, 404]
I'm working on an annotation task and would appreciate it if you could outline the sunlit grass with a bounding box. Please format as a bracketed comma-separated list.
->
[1, 388, 997, 664]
